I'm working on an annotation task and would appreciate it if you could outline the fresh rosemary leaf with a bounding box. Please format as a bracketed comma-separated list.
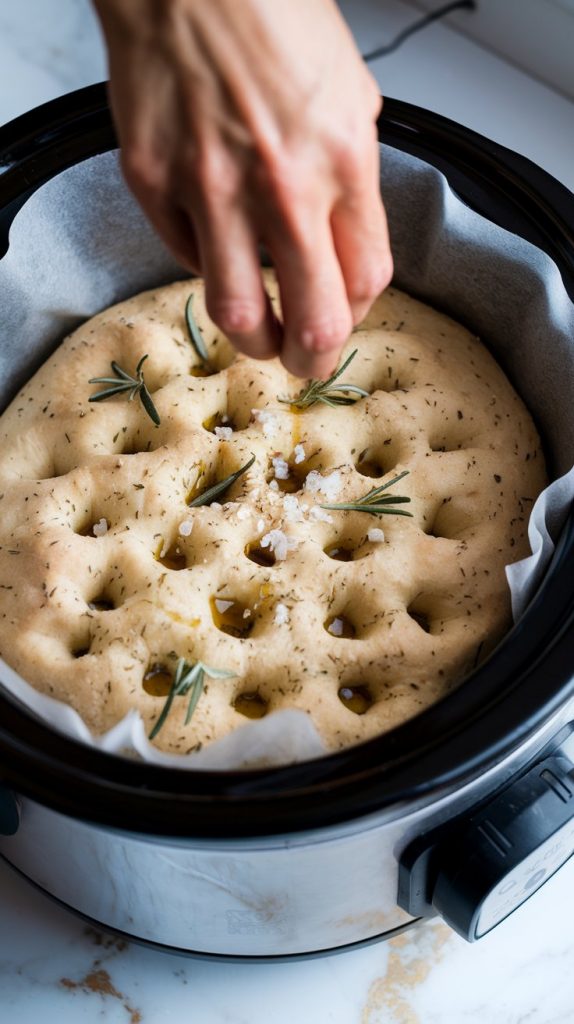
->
[279, 349, 370, 410]
[139, 382, 161, 426]
[320, 469, 413, 518]
[148, 657, 235, 739]
[188, 453, 256, 507]
[89, 383, 135, 401]
[185, 294, 210, 364]
[89, 354, 160, 426]
[183, 666, 205, 725]
[111, 360, 136, 382]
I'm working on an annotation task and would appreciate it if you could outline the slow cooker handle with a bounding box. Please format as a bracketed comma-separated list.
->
[379, 97, 574, 304]
[0, 84, 573, 301]
[0, 83, 117, 260]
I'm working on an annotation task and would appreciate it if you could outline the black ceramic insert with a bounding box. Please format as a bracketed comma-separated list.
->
[0, 84, 573, 838]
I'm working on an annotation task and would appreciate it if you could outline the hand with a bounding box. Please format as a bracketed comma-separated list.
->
[94, 0, 393, 378]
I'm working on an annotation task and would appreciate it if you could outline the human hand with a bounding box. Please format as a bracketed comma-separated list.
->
[94, 0, 393, 378]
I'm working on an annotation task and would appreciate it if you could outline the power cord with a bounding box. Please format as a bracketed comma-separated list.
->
[361, 0, 476, 63]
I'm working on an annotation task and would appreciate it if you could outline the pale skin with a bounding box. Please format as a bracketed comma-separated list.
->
[93, 0, 393, 378]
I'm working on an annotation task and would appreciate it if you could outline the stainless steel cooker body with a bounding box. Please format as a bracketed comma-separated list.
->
[0, 86, 573, 958]
[2, 696, 574, 957]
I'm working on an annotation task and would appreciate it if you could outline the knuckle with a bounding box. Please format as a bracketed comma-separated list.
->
[121, 146, 165, 196]
[206, 295, 264, 336]
[253, 150, 309, 212]
[349, 259, 393, 303]
[191, 146, 240, 204]
[332, 140, 364, 187]
[365, 75, 383, 119]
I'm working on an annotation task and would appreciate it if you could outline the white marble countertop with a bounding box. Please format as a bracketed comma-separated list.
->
[2, 851, 574, 1024]
[1, 1, 573, 1020]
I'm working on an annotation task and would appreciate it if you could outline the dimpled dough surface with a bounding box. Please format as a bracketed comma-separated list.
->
[0, 273, 546, 754]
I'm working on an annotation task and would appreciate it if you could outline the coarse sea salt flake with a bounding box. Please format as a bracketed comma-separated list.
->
[320, 471, 342, 502]
[304, 470, 321, 494]
[274, 602, 290, 625]
[92, 518, 108, 537]
[214, 426, 233, 440]
[210, 502, 223, 512]
[328, 617, 344, 637]
[178, 520, 193, 537]
[293, 443, 306, 464]
[272, 456, 290, 480]
[368, 527, 385, 543]
[282, 494, 304, 523]
[252, 408, 279, 438]
[260, 529, 297, 561]
[236, 505, 251, 521]
[304, 469, 342, 502]
[309, 506, 333, 524]
[269, 479, 280, 491]
[256, 518, 266, 533]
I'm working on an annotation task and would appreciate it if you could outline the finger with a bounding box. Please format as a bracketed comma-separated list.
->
[269, 220, 353, 379]
[128, 181, 202, 273]
[193, 204, 281, 360]
[331, 134, 393, 328]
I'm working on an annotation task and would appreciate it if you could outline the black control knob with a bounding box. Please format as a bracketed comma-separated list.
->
[399, 723, 574, 940]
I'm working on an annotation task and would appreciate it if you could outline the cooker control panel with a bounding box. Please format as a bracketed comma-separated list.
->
[398, 723, 574, 941]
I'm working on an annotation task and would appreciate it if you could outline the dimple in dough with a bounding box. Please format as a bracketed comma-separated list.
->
[0, 273, 546, 754]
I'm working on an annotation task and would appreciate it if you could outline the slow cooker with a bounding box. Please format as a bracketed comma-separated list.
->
[0, 84, 573, 960]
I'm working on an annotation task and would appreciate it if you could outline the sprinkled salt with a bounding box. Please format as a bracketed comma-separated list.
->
[367, 527, 385, 543]
[236, 506, 251, 521]
[304, 470, 321, 494]
[251, 408, 279, 438]
[309, 506, 334, 524]
[256, 518, 266, 533]
[274, 602, 290, 625]
[328, 617, 344, 637]
[210, 502, 223, 512]
[269, 479, 280, 491]
[214, 426, 233, 440]
[178, 520, 193, 537]
[260, 529, 297, 561]
[282, 494, 304, 523]
[242, 609, 252, 618]
[272, 456, 290, 480]
[293, 443, 306, 464]
[92, 518, 108, 537]
[304, 469, 342, 502]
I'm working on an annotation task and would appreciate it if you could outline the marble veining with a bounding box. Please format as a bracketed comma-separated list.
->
[1, 854, 574, 1023]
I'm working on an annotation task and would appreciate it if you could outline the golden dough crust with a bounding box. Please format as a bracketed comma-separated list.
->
[0, 275, 546, 753]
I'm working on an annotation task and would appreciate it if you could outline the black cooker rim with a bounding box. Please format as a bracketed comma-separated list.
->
[0, 84, 573, 838]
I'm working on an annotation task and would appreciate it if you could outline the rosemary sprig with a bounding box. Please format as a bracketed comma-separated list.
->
[320, 469, 414, 518]
[279, 349, 369, 410]
[149, 657, 235, 740]
[188, 453, 256, 507]
[185, 293, 210, 365]
[89, 354, 160, 426]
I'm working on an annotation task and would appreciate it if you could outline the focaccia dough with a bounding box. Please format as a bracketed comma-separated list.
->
[0, 274, 546, 753]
